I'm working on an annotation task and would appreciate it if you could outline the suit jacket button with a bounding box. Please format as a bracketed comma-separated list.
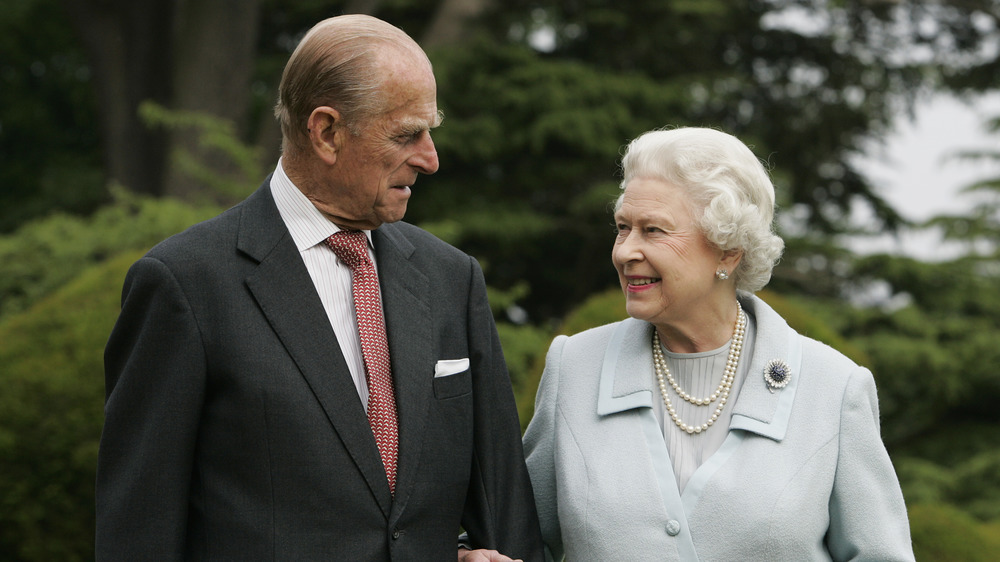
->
[392, 528, 401, 540]
[665, 520, 681, 536]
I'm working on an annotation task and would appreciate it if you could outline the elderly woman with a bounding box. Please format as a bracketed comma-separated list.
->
[523, 127, 914, 561]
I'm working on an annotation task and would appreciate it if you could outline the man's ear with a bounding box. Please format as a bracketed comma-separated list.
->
[305, 106, 343, 165]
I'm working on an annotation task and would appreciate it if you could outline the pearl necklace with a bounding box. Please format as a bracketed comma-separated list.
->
[653, 302, 746, 435]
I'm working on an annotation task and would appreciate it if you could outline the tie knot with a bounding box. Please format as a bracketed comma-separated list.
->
[326, 230, 371, 271]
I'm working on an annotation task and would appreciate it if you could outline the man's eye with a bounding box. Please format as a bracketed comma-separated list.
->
[397, 131, 423, 144]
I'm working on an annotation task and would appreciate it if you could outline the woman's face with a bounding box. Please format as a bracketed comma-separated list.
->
[612, 177, 725, 329]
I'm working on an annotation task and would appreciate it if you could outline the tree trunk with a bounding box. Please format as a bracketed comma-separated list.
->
[420, 0, 492, 49]
[343, 0, 383, 15]
[64, 0, 175, 196]
[164, 0, 263, 201]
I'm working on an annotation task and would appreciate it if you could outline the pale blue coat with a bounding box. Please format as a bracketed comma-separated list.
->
[523, 294, 914, 561]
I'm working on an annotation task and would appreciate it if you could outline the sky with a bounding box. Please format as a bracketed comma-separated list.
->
[849, 92, 1000, 261]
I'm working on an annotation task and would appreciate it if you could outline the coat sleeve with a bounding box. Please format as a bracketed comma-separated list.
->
[459, 256, 545, 561]
[96, 256, 206, 561]
[825, 367, 915, 561]
[522, 335, 568, 562]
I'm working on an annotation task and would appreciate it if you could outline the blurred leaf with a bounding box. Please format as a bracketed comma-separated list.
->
[0, 190, 220, 320]
[139, 101, 264, 201]
[909, 503, 1000, 562]
[0, 250, 141, 560]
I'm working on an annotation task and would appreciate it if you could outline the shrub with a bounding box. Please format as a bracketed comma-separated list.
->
[0, 191, 220, 320]
[0, 251, 141, 560]
[909, 503, 1000, 562]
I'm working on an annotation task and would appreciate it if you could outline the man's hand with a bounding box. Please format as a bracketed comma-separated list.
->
[457, 548, 522, 562]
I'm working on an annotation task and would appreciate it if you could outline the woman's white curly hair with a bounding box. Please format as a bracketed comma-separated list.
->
[616, 127, 784, 293]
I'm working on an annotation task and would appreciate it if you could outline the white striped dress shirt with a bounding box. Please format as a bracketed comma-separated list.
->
[269, 159, 376, 411]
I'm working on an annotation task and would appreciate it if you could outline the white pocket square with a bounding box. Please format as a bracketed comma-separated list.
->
[434, 358, 470, 378]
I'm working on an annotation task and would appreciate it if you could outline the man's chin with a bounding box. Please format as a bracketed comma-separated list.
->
[377, 203, 409, 226]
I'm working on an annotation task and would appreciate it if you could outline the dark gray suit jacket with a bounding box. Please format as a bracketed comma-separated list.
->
[96, 181, 543, 560]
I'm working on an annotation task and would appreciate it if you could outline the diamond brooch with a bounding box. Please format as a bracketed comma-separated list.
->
[764, 359, 792, 393]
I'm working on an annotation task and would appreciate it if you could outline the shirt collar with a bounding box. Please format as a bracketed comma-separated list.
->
[269, 158, 374, 252]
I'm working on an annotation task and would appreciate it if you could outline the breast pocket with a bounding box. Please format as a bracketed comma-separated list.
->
[433, 369, 472, 399]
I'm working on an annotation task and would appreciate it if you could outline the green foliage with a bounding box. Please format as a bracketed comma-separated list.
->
[756, 290, 871, 366]
[895, 423, 1000, 522]
[0, 190, 220, 321]
[496, 322, 555, 429]
[139, 100, 264, 201]
[480, 0, 977, 234]
[839, 255, 1000, 444]
[485, 281, 531, 316]
[0, 251, 140, 561]
[909, 503, 1000, 562]
[929, 116, 1000, 258]
[558, 287, 628, 337]
[0, 0, 105, 231]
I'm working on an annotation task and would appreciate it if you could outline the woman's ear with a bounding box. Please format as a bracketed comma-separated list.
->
[305, 106, 342, 165]
[721, 248, 744, 273]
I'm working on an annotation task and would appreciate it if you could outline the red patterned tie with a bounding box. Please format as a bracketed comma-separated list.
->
[326, 230, 399, 494]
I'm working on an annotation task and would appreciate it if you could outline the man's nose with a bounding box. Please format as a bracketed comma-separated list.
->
[412, 135, 439, 175]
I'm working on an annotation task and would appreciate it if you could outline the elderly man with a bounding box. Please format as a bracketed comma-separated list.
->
[96, 14, 542, 561]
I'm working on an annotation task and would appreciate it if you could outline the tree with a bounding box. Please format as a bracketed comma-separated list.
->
[3, 3, 1000, 557]
[408, 0, 1000, 318]
[61, 0, 263, 199]
[926, 113, 1000, 258]
[0, 252, 137, 560]
[0, 0, 105, 231]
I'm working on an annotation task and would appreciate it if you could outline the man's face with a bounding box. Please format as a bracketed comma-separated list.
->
[313, 52, 441, 230]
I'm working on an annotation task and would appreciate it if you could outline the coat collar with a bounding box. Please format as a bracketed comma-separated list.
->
[595, 294, 802, 442]
[729, 294, 802, 441]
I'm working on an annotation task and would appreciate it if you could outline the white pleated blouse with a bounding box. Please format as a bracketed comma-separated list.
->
[651, 314, 758, 492]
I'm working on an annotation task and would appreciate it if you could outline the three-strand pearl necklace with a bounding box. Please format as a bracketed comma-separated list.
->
[652, 302, 746, 435]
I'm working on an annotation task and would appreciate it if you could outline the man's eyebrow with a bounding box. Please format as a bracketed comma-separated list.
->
[398, 110, 444, 135]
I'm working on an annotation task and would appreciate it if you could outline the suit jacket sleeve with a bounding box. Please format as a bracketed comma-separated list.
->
[459, 256, 545, 561]
[825, 367, 914, 561]
[96, 256, 205, 560]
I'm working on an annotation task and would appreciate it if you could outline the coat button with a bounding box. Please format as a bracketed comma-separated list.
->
[392, 528, 400, 539]
[666, 520, 681, 536]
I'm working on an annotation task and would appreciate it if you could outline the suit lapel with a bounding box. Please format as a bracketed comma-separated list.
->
[238, 183, 393, 515]
[372, 224, 434, 512]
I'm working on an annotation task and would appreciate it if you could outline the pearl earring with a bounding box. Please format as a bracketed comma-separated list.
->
[715, 269, 729, 280]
